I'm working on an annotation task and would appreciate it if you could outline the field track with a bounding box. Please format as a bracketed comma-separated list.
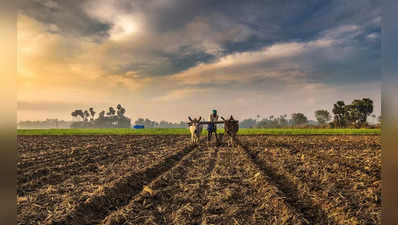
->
[17, 135, 381, 225]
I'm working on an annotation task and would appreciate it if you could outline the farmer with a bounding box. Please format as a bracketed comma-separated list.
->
[207, 109, 220, 144]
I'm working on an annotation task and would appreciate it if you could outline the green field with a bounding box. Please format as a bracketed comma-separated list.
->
[17, 128, 380, 135]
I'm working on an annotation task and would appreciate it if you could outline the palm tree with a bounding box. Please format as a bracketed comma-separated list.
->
[362, 98, 374, 123]
[84, 110, 90, 122]
[71, 111, 78, 121]
[333, 101, 346, 127]
[117, 104, 126, 117]
[98, 110, 105, 118]
[107, 107, 116, 116]
[74, 109, 84, 121]
[89, 107, 96, 120]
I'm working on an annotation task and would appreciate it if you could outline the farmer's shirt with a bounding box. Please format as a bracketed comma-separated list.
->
[208, 113, 218, 131]
[210, 113, 218, 122]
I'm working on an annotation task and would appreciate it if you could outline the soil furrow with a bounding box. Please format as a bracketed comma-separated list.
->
[254, 145, 381, 224]
[17, 135, 381, 225]
[243, 135, 380, 151]
[202, 145, 306, 225]
[17, 137, 184, 170]
[245, 136, 381, 176]
[18, 139, 190, 225]
[17, 148, 126, 173]
[48, 143, 198, 225]
[18, 154, 112, 195]
[237, 140, 338, 225]
[100, 142, 216, 225]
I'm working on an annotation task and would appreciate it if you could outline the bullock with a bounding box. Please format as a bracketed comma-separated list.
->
[221, 115, 239, 147]
[188, 116, 203, 145]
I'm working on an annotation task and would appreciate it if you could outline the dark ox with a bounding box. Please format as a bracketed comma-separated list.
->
[221, 115, 239, 147]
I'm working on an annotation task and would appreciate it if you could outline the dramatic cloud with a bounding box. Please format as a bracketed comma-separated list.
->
[17, 0, 381, 122]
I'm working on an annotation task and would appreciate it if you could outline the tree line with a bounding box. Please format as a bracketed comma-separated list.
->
[239, 98, 380, 129]
[133, 118, 188, 128]
[239, 114, 315, 128]
[70, 104, 131, 128]
[331, 98, 379, 128]
[19, 97, 379, 129]
[18, 119, 73, 129]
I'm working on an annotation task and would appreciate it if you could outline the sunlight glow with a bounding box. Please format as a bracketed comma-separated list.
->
[110, 16, 140, 41]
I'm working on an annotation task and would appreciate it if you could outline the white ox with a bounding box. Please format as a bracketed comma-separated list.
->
[188, 116, 203, 145]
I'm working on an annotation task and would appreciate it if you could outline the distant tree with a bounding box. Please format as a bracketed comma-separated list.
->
[75, 109, 84, 121]
[71, 105, 131, 128]
[332, 101, 346, 128]
[344, 104, 360, 127]
[331, 98, 374, 128]
[135, 118, 145, 125]
[250, 114, 291, 128]
[363, 98, 374, 113]
[291, 113, 308, 126]
[89, 107, 96, 120]
[134, 118, 157, 128]
[119, 107, 126, 117]
[116, 104, 126, 117]
[314, 110, 331, 125]
[179, 121, 186, 128]
[255, 119, 269, 128]
[345, 98, 374, 127]
[71, 111, 78, 120]
[98, 110, 105, 118]
[145, 118, 158, 128]
[239, 118, 257, 128]
[356, 98, 374, 125]
[107, 107, 116, 116]
[159, 120, 171, 128]
[83, 110, 90, 122]
[278, 115, 288, 127]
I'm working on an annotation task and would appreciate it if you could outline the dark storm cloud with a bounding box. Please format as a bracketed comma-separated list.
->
[18, 0, 110, 38]
[19, 0, 381, 85]
[150, 47, 217, 76]
[137, 0, 381, 50]
[19, 0, 381, 43]
[106, 45, 216, 76]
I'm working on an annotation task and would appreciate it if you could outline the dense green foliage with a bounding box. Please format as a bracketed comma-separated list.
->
[134, 118, 187, 128]
[332, 98, 374, 128]
[291, 113, 308, 126]
[71, 104, 131, 128]
[314, 109, 331, 125]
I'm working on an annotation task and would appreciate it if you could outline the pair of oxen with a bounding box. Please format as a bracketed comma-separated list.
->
[188, 116, 239, 146]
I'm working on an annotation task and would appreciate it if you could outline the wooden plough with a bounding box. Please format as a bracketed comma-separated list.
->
[186, 121, 225, 126]
[186, 116, 239, 146]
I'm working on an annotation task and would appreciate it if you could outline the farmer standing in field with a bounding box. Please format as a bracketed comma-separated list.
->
[207, 109, 220, 145]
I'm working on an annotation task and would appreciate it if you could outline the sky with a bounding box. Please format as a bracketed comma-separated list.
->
[17, 0, 381, 122]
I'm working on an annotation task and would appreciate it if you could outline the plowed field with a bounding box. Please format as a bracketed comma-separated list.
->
[17, 135, 381, 225]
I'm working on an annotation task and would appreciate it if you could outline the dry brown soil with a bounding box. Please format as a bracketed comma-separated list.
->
[17, 135, 381, 225]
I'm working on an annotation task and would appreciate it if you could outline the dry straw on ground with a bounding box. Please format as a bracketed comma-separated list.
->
[17, 135, 381, 225]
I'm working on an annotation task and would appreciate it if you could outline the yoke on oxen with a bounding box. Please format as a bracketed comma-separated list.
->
[187, 116, 239, 146]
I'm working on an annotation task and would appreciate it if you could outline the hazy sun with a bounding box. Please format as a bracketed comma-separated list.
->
[110, 15, 140, 41]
